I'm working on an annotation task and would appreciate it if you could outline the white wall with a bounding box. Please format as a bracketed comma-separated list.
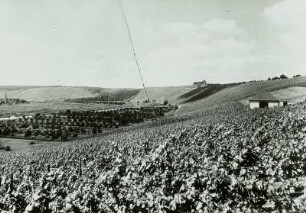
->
[268, 102, 279, 108]
[250, 102, 259, 109]
[250, 101, 280, 109]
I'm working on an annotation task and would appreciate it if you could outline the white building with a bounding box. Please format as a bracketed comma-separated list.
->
[193, 80, 207, 88]
[249, 92, 288, 109]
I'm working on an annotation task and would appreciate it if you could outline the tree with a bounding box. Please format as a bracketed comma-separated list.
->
[164, 100, 169, 105]
[2, 128, 11, 137]
[65, 109, 72, 116]
[293, 74, 301, 78]
[279, 74, 288, 79]
[272, 76, 279, 80]
[60, 131, 69, 142]
[24, 129, 32, 138]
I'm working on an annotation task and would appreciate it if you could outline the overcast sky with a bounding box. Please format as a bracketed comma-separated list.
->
[0, 0, 305, 88]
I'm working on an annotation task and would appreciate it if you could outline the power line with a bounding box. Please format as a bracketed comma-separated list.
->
[118, 0, 150, 102]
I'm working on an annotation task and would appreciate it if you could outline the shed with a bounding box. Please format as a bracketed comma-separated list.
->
[249, 92, 288, 109]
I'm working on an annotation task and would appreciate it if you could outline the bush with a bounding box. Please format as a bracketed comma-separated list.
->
[24, 130, 32, 138]
[272, 76, 279, 80]
[280, 74, 288, 79]
[4, 146, 11, 151]
[29, 141, 35, 145]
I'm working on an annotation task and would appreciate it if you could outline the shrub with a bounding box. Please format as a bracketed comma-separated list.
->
[280, 74, 288, 79]
[4, 146, 11, 151]
[272, 76, 279, 80]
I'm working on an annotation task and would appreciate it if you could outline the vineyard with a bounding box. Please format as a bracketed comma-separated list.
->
[0, 101, 306, 212]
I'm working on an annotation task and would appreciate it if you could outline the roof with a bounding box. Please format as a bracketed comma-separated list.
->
[249, 92, 280, 102]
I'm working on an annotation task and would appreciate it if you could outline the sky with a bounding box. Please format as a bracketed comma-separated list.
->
[0, 0, 305, 88]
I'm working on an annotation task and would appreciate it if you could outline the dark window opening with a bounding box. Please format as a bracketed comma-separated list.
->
[259, 101, 268, 108]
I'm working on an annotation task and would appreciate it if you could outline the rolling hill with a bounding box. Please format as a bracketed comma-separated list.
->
[1, 76, 306, 115]
[0, 86, 140, 102]
[130, 85, 195, 104]
[179, 83, 239, 103]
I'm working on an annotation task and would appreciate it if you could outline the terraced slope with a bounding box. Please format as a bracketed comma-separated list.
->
[180, 83, 239, 103]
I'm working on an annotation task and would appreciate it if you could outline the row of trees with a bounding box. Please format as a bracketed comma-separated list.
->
[0, 106, 174, 142]
[65, 95, 125, 105]
[267, 74, 302, 81]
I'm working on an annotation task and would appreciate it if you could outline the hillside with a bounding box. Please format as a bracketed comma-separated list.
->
[178, 76, 306, 113]
[179, 83, 239, 103]
[130, 85, 195, 104]
[0, 76, 306, 115]
[271, 86, 306, 103]
[239, 86, 306, 106]
[0, 86, 140, 102]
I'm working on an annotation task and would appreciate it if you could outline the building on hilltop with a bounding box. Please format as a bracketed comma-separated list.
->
[249, 92, 288, 109]
[193, 80, 207, 88]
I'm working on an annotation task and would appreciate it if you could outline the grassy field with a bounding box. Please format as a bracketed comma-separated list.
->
[272, 86, 306, 103]
[240, 86, 306, 105]
[130, 85, 195, 104]
[0, 86, 140, 102]
[0, 138, 54, 153]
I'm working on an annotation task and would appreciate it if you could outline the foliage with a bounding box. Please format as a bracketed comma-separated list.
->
[0, 101, 306, 212]
[0, 106, 174, 142]
[4, 146, 11, 151]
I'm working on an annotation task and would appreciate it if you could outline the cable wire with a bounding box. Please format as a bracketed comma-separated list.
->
[118, 0, 150, 102]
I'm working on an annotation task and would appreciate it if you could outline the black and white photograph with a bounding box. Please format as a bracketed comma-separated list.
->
[0, 0, 306, 212]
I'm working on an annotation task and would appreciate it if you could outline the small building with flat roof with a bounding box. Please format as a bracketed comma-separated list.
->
[249, 92, 288, 109]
